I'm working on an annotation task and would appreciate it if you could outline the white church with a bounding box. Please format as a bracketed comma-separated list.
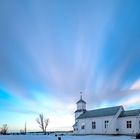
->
[73, 94, 140, 135]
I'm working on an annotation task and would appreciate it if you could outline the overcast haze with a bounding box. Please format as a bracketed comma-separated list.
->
[0, 0, 140, 131]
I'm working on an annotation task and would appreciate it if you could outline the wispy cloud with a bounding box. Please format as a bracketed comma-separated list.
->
[130, 79, 140, 90]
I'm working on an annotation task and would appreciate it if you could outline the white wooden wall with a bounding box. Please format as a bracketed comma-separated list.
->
[118, 116, 140, 135]
[75, 116, 140, 135]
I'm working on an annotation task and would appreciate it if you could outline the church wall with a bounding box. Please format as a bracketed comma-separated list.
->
[75, 115, 140, 135]
[77, 116, 117, 134]
[118, 116, 140, 135]
[106, 106, 123, 134]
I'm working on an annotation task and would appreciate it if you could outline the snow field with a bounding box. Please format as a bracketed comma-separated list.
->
[0, 135, 134, 140]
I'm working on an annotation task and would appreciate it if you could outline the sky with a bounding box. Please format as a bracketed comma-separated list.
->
[0, 0, 140, 132]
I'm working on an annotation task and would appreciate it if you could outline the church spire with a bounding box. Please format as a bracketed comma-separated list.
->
[76, 92, 86, 104]
[80, 91, 82, 100]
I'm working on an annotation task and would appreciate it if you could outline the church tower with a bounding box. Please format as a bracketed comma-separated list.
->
[75, 92, 86, 120]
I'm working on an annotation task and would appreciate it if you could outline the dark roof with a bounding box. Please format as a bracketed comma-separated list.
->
[75, 109, 86, 113]
[77, 106, 122, 119]
[73, 122, 78, 127]
[76, 99, 86, 104]
[119, 109, 140, 118]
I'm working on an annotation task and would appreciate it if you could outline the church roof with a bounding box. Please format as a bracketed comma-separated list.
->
[73, 122, 78, 127]
[119, 109, 140, 117]
[77, 106, 122, 119]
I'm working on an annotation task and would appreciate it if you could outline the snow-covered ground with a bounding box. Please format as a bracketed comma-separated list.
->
[0, 135, 135, 140]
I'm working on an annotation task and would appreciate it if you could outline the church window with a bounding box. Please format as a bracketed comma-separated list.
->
[81, 124, 85, 129]
[92, 121, 96, 129]
[74, 128, 78, 131]
[127, 121, 132, 128]
[105, 120, 109, 128]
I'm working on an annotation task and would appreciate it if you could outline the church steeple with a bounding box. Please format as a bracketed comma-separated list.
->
[75, 92, 86, 119]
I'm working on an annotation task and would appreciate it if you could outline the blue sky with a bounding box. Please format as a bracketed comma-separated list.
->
[0, 0, 140, 131]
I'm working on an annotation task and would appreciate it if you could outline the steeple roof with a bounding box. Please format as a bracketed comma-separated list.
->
[76, 99, 86, 104]
[76, 92, 86, 104]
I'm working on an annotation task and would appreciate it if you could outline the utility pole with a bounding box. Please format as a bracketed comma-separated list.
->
[24, 122, 27, 134]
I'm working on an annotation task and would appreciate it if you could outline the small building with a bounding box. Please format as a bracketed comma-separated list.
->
[73, 95, 140, 135]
